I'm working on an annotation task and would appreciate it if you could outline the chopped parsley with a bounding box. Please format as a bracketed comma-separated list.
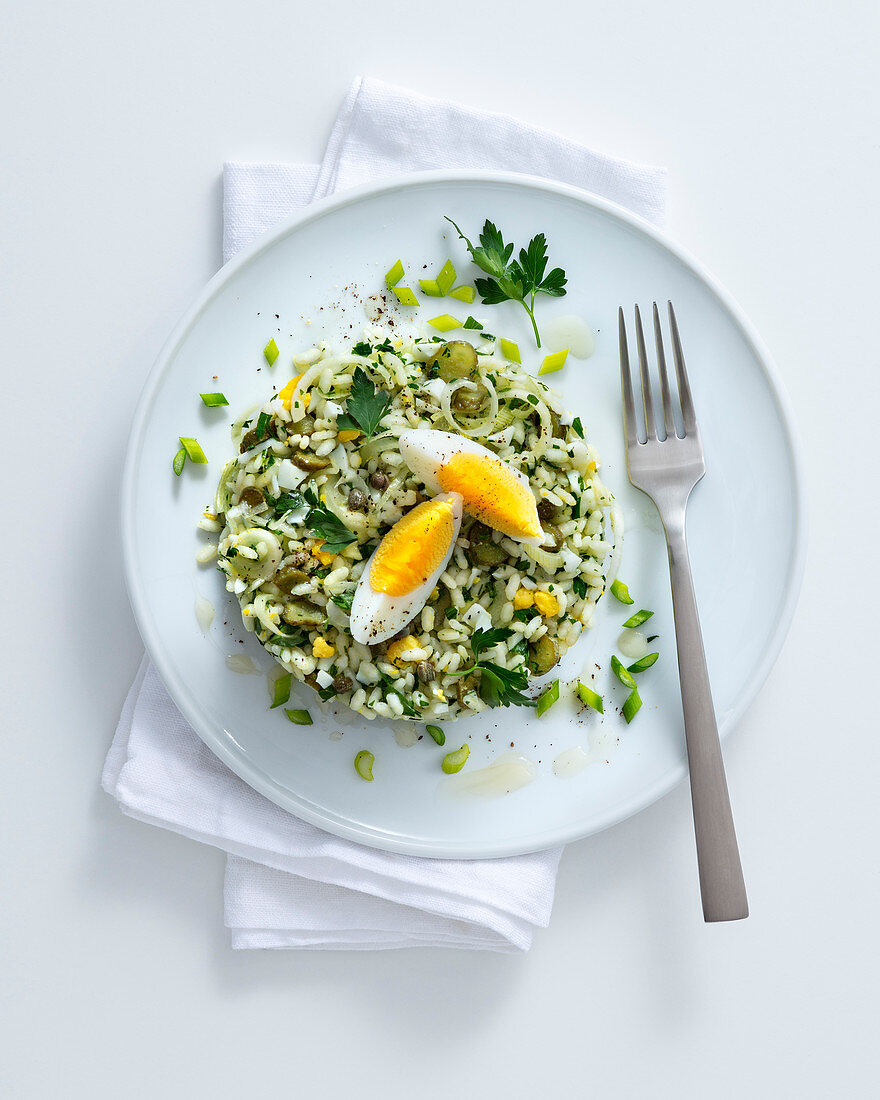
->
[336, 366, 392, 440]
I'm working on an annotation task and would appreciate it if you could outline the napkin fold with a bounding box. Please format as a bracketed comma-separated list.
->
[107, 76, 666, 951]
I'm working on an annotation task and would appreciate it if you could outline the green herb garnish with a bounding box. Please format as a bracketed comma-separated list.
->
[179, 437, 207, 463]
[330, 589, 355, 613]
[610, 579, 634, 604]
[305, 500, 356, 555]
[536, 679, 560, 717]
[263, 339, 279, 366]
[572, 576, 588, 600]
[627, 652, 659, 674]
[285, 708, 313, 725]
[426, 724, 446, 746]
[610, 655, 637, 690]
[354, 750, 375, 780]
[622, 690, 642, 723]
[270, 673, 292, 709]
[336, 366, 392, 441]
[462, 316, 483, 330]
[622, 609, 654, 629]
[272, 490, 305, 517]
[172, 446, 186, 476]
[352, 341, 372, 357]
[444, 217, 567, 348]
[441, 744, 469, 774]
[577, 682, 604, 713]
[200, 392, 228, 407]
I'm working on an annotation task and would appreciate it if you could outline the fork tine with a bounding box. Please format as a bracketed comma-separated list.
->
[667, 302, 698, 436]
[634, 304, 657, 440]
[653, 302, 676, 438]
[618, 307, 639, 445]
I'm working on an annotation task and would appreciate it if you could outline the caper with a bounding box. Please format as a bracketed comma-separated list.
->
[370, 471, 389, 490]
[291, 452, 330, 471]
[416, 661, 435, 684]
[347, 489, 367, 511]
[333, 676, 353, 694]
[451, 383, 489, 415]
[239, 417, 275, 453]
[465, 522, 508, 567]
[537, 499, 558, 523]
[549, 409, 565, 439]
[239, 487, 265, 509]
[428, 340, 478, 382]
[528, 635, 559, 677]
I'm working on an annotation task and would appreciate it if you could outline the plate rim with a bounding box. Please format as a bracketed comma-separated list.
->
[121, 168, 808, 858]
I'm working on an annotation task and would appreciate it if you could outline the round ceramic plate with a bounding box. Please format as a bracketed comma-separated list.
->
[122, 171, 805, 858]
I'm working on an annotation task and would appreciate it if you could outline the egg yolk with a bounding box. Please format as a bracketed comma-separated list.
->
[369, 498, 456, 596]
[436, 453, 541, 540]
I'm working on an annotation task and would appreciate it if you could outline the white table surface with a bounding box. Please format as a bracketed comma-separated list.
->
[2, 2, 878, 1097]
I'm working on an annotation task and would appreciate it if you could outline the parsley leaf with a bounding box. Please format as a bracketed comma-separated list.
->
[336, 366, 392, 440]
[572, 576, 588, 600]
[379, 672, 420, 717]
[470, 627, 513, 658]
[444, 217, 567, 348]
[305, 500, 356, 554]
[330, 589, 355, 613]
[352, 341, 372, 357]
[447, 627, 535, 708]
[272, 490, 306, 517]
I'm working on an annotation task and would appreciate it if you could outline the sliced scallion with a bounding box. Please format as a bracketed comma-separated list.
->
[270, 673, 292, 709]
[418, 278, 443, 296]
[462, 316, 483, 330]
[200, 392, 229, 407]
[436, 259, 457, 295]
[499, 338, 521, 364]
[442, 743, 469, 774]
[427, 314, 460, 332]
[538, 348, 569, 375]
[285, 708, 313, 725]
[610, 578, 634, 604]
[622, 608, 654, 629]
[172, 446, 186, 476]
[354, 749, 375, 781]
[384, 259, 404, 288]
[611, 655, 637, 690]
[426, 724, 445, 746]
[263, 338, 279, 366]
[577, 681, 604, 713]
[627, 652, 659, 674]
[622, 690, 642, 723]
[448, 285, 475, 303]
[179, 436, 208, 463]
[392, 285, 419, 307]
[536, 679, 560, 717]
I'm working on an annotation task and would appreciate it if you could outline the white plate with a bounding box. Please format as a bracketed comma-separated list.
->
[122, 171, 806, 858]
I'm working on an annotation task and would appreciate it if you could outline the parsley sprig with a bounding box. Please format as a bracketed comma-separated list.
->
[336, 366, 392, 440]
[303, 487, 356, 555]
[449, 627, 536, 709]
[444, 218, 567, 348]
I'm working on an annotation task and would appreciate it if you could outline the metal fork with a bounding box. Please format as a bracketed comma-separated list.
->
[619, 302, 748, 923]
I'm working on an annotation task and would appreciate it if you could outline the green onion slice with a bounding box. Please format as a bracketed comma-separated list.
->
[538, 348, 569, 375]
[172, 446, 186, 476]
[418, 278, 443, 296]
[392, 285, 419, 307]
[200, 392, 229, 407]
[442, 744, 469, 774]
[622, 608, 654, 628]
[179, 436, 208, 463]
[285, 708, 313, 725]
[622, 690, 642, 724]
[384, 259, 404, 288]
[499, 338, 521, 364]
[427, 314, 460, 332]
[354, 749, 375, 781]
[436, 259, 457, 295]
[536, 679, 560, 717]
[263, 338, 279, 366]
[426, 724, 446, 746]
[270, 673, 292, 709]
[627, 652, 659, 674]
[462, 316, 483, 330]
[448, 285, 475, 303]
[610, 578, 634, 604]
[577, 681, 604, 713]
[611, 655, 637, 690]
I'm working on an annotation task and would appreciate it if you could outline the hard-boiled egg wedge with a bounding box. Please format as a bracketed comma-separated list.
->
[350, 492, 463, 645]
[399, 429, 545, 547]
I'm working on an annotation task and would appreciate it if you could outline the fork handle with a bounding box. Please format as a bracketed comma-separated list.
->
[665, 520, 749, 922]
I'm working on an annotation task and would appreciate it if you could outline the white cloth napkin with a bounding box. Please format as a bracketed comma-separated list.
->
[106, 76, 666, 952]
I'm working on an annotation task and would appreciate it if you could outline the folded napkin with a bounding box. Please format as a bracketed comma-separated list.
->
[106, 76, 666, 951]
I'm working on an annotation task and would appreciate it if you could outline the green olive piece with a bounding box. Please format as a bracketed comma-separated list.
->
[541, 524, 565, 551]
[272, 566, 310, 593]
[455, 674, 481, 708]
[528, 634, 559, 677]
[281, 599, 325, 627]
[239, 486, 265, 509]
[291, 452, 330, 472]
[465, 522, 508, 567]
[451, 383, 489, 415]
[428, 340, 478, 382]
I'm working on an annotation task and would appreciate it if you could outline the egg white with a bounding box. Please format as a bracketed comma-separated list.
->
[349, 491, 463, 645]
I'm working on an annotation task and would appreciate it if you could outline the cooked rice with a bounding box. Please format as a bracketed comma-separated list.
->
[211, 329, 620, 721]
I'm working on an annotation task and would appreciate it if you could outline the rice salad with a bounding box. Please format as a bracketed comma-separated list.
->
[207, 330, 620, 722]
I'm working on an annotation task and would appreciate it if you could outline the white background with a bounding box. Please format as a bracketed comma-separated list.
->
[2, 2, 878, 1097]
